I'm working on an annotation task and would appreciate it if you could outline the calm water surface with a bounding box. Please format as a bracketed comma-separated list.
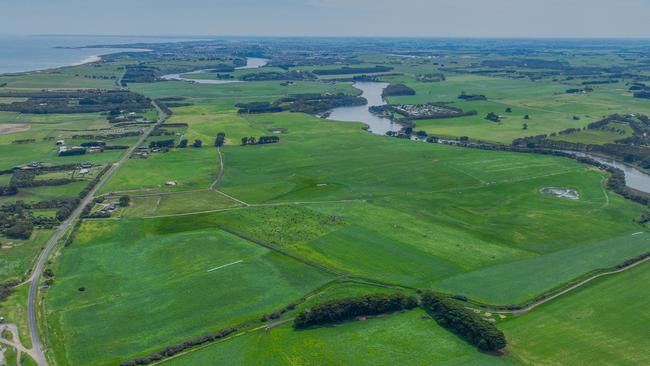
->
[327, 82, 399, 135]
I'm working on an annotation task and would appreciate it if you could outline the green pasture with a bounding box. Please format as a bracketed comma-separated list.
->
[119, 190, 242, 218]
[502, 262, 650, 365]
[100, 147, 220, 194]
[164, 308, 510, 366]
[44, 218, 333, 366]
[0, 230, 54, 282]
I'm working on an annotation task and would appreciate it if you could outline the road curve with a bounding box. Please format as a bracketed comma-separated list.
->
[26, 101, 169, 366]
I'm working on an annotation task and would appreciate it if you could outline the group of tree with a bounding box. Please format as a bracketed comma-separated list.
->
[566, 88, 592, 94]
[236, 93, 367, 116]
[120, 65, 159, 86]
[214, 132, 225, 147]
[239, 70, 316, 81]
[421, 291, 507, 352]
[0, 90, 151, 115]
[293, 293, 418, 329]
[486, 112, 501, 122]
[149, 140, 175, 149]
[0, 280, 19, 303]
[382, 83, 416, 97]
[240, 135, 280, 145]
[416, 73, 446, 82]
[458, 92, 487, 101]
[311, 65, 393, 75]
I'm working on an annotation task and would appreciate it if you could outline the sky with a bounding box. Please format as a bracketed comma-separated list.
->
[2, 0, 650, 38]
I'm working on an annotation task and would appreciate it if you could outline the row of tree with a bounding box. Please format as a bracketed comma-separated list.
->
[293, 293, 418, 328]
[421, 291, 507, 352]
[119, 327, 237, 366]
[214, 132, 225, 147]
[241, 136, 280, 145]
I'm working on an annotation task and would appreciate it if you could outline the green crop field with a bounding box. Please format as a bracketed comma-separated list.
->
[44, 218, 334, 366]
[501, 261, 650, 365]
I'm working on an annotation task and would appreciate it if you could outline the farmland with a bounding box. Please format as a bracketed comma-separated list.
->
[0, 37, 649, 366]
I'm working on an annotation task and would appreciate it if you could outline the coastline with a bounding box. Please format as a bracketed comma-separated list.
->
[74, 54, 102, 66]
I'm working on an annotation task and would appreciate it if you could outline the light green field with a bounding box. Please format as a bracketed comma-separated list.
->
[0, 181, 87, 205]
[381, 75, 650, 143]
[0, 230, 54, 282]
[100, 147, 220, 194]
[119, 190, 242, 217]
[550, 124, 632, 145]
[0, 283, 32, 348]
[502, 261, 650, 365]
[44, 218, 334, 366]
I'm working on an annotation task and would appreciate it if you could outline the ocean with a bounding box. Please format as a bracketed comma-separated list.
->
[0, 35, 190, 74]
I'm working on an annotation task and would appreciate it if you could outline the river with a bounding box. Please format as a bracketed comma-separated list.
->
[326, 83, 650, 193]
[563, 151, 650, 194]
[160, 57, 269, 84]
[326, 82, 399, 135]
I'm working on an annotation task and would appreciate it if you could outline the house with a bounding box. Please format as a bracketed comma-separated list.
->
[29, 161, 40, 168]
[81, 163, 93, 169]
[56, 140, 65, 146]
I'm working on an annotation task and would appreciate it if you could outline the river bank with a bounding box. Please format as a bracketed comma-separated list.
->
[160, 57, 269, 84]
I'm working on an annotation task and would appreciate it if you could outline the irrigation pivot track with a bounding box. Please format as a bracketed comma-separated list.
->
[26, 101, 169, 366]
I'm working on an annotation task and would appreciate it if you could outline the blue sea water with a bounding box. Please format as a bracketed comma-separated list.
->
[0, 35, 187, 74]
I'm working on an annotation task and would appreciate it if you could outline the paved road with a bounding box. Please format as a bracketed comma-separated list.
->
[26, 101, 168, 366]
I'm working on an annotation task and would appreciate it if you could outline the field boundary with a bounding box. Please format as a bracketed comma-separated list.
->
[471, 252, 650, 314]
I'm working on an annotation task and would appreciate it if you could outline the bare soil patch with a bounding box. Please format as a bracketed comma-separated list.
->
[540, 187, 579, 200]
[0, 123, 30, 135]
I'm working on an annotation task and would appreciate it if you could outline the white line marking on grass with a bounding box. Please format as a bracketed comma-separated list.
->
[207, 260, 243, 272]
[632, 232, 643, 236]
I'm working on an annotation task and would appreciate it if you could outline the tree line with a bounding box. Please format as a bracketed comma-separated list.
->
[421, 291, 507, 352]
[241, 135, 280, 145]
[293, 293, 418, 328]
[119, 327, 237, 366]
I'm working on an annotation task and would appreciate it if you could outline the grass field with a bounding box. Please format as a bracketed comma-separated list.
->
[376, 75, 650, 144]
[44, 218, 334, 366]
[119, 190, 242, 217]
[502, 261, 650, 365]
[0, 283, 32, 348]
[0, 230, 54, 282]
[100, 147, 221, 194]
[165, 308, 512, 366]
